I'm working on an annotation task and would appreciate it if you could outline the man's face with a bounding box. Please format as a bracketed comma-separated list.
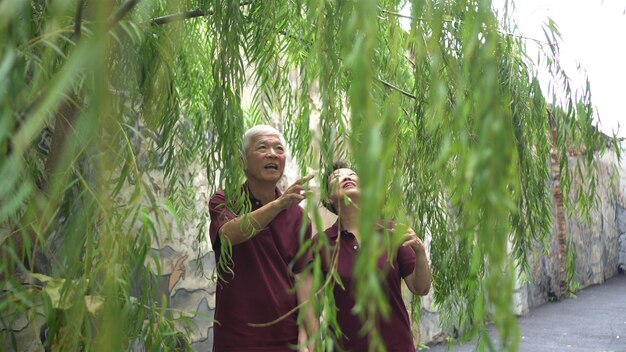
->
[328, 168, 360, 206]
[244, 133, 286, 184]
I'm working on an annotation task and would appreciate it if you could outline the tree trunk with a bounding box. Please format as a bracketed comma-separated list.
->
[548, 110, 568, 298]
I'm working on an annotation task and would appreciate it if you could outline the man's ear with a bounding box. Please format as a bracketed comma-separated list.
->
[239, 151, 247, 172]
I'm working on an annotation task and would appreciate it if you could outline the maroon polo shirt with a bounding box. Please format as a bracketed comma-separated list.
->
[319, 221, 416, 352]
[209, 184, 312, 352]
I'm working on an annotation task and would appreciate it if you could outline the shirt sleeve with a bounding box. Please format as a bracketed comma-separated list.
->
[290, 215, 313, 274]
[397, 245, 416, 278]
[208, 191, 236, 255]
[310, 233, 330, 275]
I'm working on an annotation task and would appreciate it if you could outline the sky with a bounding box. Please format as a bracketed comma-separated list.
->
[494, 0, 626, 138]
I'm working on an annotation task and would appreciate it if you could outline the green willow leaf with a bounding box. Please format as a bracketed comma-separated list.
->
[0, 1, 618, 351]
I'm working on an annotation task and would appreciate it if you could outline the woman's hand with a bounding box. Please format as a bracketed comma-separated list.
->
[401, 228, 426, 256]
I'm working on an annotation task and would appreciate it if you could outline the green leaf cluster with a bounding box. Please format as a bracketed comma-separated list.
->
[0, 0, 618, 351]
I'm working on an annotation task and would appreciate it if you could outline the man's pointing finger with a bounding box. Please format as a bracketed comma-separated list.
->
[295, 174, 314, 185]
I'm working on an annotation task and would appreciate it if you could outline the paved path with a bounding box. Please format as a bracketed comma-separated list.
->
[426, 274, 626, 352]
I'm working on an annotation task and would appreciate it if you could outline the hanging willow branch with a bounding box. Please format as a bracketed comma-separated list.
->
[108, 0, 142, 26]
[149, 1, 254, 25]
[150, 9, 207, 25]
[377, 77, 418, 99]
[0, 0, 616, 351]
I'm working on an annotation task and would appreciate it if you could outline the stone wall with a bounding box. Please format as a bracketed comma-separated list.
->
[566, 154, 619, 285]
[618, 155, 626, 273]
[618, 205, 626, 273]
[418, 151, 625, 346]
[512, 152, 624, 318]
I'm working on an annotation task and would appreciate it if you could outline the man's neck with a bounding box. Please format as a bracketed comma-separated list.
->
[247, 178, 277, 205]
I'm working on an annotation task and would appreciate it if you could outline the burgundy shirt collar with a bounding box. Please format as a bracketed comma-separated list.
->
[326, 221, 344, 239]
[243, 181, 282, 205]
[326, 220, 389, 239]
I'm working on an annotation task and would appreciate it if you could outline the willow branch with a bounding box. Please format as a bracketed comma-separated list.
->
[150, 1, 253, 26]
[44, 95, 81, 179]
[379, 6, 553, 48]
[108, 0, 141, 27]
[150, 4, 419, 102]
[150, 9, 208, 25]
[74, 0, 87, 39]
[377, 77, 417, 100]
[405, 54, 416, 69]
[379, 7, 459, 25]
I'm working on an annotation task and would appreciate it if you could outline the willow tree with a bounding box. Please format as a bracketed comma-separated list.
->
[0, 0, 615, 351]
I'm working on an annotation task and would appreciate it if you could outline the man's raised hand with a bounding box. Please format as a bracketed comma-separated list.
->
[276, 175, 314, 210]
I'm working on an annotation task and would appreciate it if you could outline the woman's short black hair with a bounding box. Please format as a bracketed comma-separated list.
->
[321, 160, 352, 215]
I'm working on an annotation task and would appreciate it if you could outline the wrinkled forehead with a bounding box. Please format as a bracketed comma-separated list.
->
[330, 168, 357, 179]
[250, 133, 283, 147]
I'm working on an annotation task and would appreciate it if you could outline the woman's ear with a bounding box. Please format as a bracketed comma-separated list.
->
[322, 198, 337, 215]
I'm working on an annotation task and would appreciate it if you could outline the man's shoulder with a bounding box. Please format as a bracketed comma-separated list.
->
[321, 222, 340, 238]
[211, 189, 226, 198]
[209, 190, 226, 204]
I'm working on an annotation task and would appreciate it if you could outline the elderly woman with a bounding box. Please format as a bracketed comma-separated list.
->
[317, 161, 431, 351]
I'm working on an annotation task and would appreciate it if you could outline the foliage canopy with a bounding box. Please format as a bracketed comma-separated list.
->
[0, 0, 616, 351]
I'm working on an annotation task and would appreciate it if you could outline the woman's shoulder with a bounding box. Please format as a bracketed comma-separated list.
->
[376, 219, 395, 231]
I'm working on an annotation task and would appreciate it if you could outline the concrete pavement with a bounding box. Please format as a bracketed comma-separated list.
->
[426, 274, 626, 352]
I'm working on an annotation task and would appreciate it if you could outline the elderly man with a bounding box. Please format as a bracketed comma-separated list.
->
[209, 125, 317, 351]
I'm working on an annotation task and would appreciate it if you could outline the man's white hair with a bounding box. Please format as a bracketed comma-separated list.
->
[242, 125, 289, 160]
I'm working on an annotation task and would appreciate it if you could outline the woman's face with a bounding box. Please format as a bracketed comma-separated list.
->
[328, 168, 360, 207]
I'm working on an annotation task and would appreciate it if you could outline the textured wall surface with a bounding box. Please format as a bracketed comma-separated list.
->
[618, 205, 626, 273]
[420, 152, 626, 345]
[511, 153, 624, 318]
